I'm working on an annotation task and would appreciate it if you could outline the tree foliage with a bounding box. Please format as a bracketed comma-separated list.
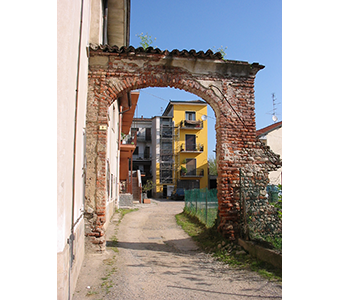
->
[142, 179, 156, 193]
[208, 156, 217, 176]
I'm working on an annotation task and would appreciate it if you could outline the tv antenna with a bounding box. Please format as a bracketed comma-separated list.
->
[271, 93, 279, 123]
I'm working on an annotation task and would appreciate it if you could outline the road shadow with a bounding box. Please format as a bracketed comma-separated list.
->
[167, 285, 282, 299]
[107, 237, 197, 255]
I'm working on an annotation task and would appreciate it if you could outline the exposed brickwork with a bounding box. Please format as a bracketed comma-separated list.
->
[84, 46, 280, 250]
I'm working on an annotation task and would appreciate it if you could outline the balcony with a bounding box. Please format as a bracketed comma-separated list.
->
[121, 132, 137, 146]
[180, 120, 203, 130]
[136, 134, 152, 142]
[180, 143, 204, 153]
[133, 151, 152, 161]
[180, 168, 204, 178]
[120, 133, 137, 164]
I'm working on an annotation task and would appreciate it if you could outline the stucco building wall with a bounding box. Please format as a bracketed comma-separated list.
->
[58, 1, 131, 298]
[105, 100, 120, 229]
[171, 102, 209, 190]
[266, 127, 282, 184]
[57, 0, 91, 298]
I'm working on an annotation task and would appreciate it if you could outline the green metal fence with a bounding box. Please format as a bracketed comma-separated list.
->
[184, 188, 218, 227]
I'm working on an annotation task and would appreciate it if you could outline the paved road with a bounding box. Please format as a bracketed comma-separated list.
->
[74, 199, 282, 299]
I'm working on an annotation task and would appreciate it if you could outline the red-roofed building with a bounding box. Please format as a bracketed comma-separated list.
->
[257, 121, 282, 185]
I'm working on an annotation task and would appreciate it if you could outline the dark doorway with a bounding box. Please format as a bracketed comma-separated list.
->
[163, 185, 167, 198]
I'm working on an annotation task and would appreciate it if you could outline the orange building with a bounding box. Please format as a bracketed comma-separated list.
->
[119, 91, 139, 194]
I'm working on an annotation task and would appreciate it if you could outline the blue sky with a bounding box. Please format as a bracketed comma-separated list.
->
[129, 0, 282, 158]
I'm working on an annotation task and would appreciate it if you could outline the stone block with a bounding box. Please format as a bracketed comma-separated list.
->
[119, 194, 133, 207]
[238, 238, 282, 269]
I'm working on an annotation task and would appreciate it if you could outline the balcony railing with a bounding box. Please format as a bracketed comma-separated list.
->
[133, 152, 152, 160]
[121, 132, 137, 145]
[136, 134, 152, 142]
[180, 143, 204, 152]
[180, 168, 204, 177]
[180, 120, 203, 129]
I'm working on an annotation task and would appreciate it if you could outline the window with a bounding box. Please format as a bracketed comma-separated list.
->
[133, 146, 139, 155]
[110, 174, 113, 200]
[144, 146, 150, 159]
[186, 158, 196, 176]
[185, 134, 196, 151]
[145, 128, 151, 141]
[185, 111, 196, 121]
[107, 160, 110, 200]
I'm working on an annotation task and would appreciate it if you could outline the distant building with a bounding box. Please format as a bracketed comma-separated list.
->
[257, 121, 282, 185]
[150, 115, 174, 198]
[150, 100, 208, 198]
[131, 117, 153, 196]
[119, 92, 139, 195]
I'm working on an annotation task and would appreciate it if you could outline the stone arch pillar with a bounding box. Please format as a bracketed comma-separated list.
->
[84, 45, 268, 251]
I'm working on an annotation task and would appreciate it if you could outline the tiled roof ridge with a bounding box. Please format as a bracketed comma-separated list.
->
[132, 117, 152, 121]
[169, 100, 206, 104]
[256, 121, 282, 136]
[89, 44, 223, 60]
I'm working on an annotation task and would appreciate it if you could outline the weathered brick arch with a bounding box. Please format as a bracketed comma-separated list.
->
[85, 45, 274, 251]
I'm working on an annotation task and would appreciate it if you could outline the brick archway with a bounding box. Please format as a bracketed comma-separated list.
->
[85, 45, 271, 251]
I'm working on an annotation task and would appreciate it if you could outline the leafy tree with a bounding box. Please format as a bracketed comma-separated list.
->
[142, 179, 156, 193]
[208, 155, 217, 175]
[136, 32, 157, 49]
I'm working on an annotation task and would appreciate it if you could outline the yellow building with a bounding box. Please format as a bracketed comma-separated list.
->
[152, 100, 208, 198]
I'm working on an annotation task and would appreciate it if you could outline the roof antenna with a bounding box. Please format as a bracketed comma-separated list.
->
[271, 93, 278, 123]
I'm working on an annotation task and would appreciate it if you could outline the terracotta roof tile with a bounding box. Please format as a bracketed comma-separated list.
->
[256, 121, 282, 137]
[89, 44, 223, 60]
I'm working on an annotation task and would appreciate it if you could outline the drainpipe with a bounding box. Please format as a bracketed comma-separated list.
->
[68, 0, 84, 299]
[103, 0, 108, 44]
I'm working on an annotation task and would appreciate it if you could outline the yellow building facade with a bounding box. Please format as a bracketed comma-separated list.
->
[152, 100, 208, 198]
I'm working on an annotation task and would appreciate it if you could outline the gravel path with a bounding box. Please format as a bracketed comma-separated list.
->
[74, 199, 282, 300]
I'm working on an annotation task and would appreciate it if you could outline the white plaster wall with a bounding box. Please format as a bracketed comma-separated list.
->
[89, 0, 103, 44]
[106, 100, 120, 224]
[57, 0, 90, 253]
[266, 127, 282, 185]
[57, 0, 91, 298]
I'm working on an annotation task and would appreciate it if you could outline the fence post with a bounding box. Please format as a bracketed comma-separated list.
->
[205, 188, 208, 225]
[195, 189, 198, 214]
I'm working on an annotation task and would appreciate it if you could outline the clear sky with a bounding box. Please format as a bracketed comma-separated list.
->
[129, 0, 282, 158]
